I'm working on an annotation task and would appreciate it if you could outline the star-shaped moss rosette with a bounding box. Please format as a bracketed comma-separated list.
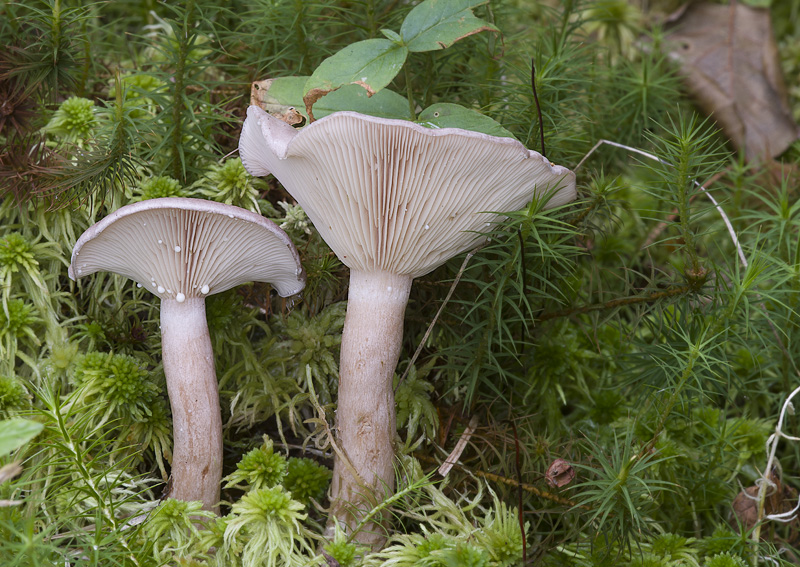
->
[240, 105, 576, 546]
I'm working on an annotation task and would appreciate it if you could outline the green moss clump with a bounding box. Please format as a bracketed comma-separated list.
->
[0, 233, 37, 274]
[45, 96, 96, 143]
[191, 158, 265, 212]
[72, 351, 160, 425]
[284, 457, 331, 504]
[0, 375, 30, 417]
[0, 298, 41, 342]
[132, 175, 187, 201]
[224, 437, 288, 491]
[705, 552, 747, 567]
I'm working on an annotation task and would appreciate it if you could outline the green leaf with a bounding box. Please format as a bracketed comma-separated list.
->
[313, 85, 412, 120]
[0, 418, 44, 456]
[303, 39, 408, 118]
[253, 78, 411, 121]
[381, 29, 403, 43]
[400, 0, 499, 53]
[417, 103, 517, 139]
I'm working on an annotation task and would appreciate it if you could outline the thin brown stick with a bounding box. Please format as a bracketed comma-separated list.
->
[539, 286, 691, 322]
[414, 452, 589, 510]
[394, 246, 481, 392]
[438, 415, 479, 477]
[530, 58, 546, 158]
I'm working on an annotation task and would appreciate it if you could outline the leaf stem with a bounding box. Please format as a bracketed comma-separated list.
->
[404, 64, 416, 119]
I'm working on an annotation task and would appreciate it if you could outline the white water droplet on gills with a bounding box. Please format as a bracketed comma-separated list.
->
[201, 285, 210, 294]
[174, 245, 181, 252]
[176, 292, 186, 303]
[157, 285, 165, 293]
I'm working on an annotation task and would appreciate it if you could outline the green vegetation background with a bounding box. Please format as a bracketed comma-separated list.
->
[1, 0, 800, 565]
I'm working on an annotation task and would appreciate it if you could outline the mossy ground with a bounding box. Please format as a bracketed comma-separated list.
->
[1, 0, 799, 565]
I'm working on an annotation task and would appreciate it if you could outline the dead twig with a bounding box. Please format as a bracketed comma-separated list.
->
[415, 452, 589, 510]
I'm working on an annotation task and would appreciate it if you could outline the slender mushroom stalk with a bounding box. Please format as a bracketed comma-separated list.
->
[159, 297, 220, 507]
[69, 198, 305, 511]
[333, 270, 411, 524]
[239, 106, 577, 546]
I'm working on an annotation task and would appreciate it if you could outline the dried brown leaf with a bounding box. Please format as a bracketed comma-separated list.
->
[321, 550, 341, 567]
[732, 468, 799, 532]
[665, 2, 800, 161]
[546, 458, 576, 488]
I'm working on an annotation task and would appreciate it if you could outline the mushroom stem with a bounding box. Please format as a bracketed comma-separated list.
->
[329, 270, 413, 547]
[160, 297, 223, 512]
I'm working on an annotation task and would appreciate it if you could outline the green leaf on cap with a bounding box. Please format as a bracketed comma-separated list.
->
[417, 103, 517, 139]
[303, 39, 408, 119]
[313, 85, 412, 120]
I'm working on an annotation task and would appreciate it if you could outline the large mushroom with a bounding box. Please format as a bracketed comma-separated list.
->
[69, 197, 305, 511]
[239, 106, 576, 545]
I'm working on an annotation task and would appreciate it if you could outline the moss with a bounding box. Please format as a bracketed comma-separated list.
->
[72, 351, 160, 425]
[705, 552, 747, 567]
[0, 233, 37, 274]
[0, 375, 30, 417]
[223, 485, 312, 567]
[44, 96, 96, 143]
[191, 158, 266, 212]
[284, 457, 331, 504]
[132, 175, 187, 201]
[224, 437, 288, 491]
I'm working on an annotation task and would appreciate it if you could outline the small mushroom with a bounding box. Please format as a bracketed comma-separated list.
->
[239, 106, 576, 545]
[68, 197, 305, 511]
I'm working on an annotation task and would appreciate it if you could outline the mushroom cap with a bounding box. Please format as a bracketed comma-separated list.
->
[69, 197, 305, 299]
[240, 105, 577, 278]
